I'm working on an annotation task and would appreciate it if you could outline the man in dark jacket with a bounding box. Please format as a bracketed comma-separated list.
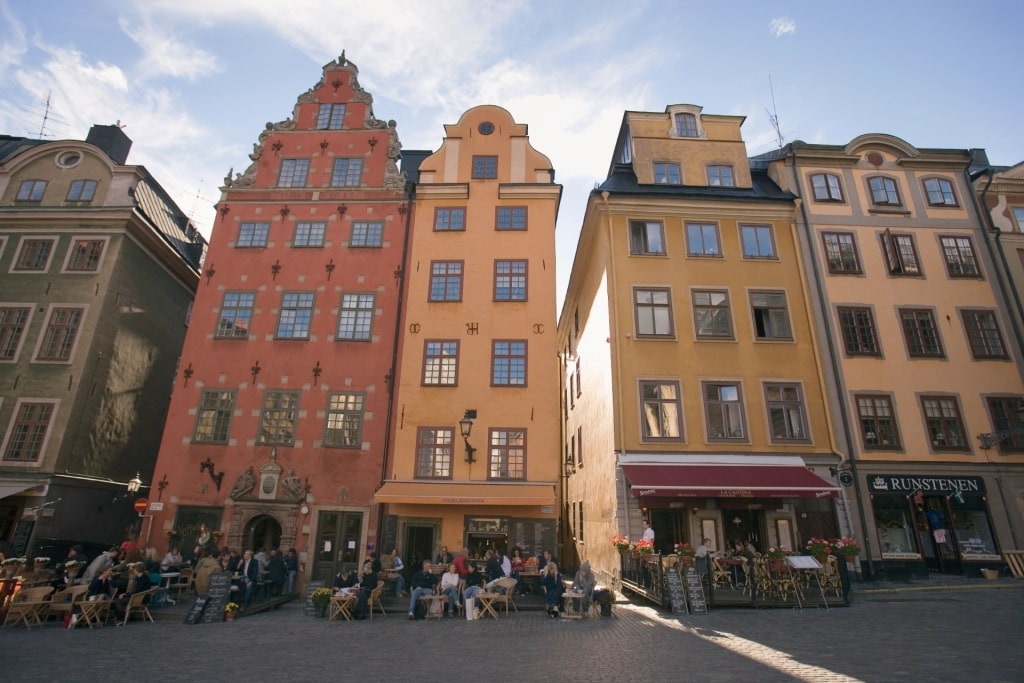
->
[407, 560, 438, 618]
[112, 562, 152, 624]
[353, 560, 377, 620]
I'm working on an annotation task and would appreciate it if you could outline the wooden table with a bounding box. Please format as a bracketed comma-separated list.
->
[475, 591, 500, 619]
[329, 592, 357, 621]
[561, 590, 587, 619]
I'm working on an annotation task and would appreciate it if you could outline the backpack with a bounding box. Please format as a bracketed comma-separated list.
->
[413, 599, 428, 620]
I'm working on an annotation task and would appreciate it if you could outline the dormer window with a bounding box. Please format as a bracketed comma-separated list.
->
[675, 113, 698, 137]
[653, 163, 681, 184]
[707, 165, 735, 187]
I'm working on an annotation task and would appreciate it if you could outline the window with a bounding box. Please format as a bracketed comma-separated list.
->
[192, 390, 236, 443]
[65, 238, 105, 271]
[576, 424, 583, 468]
[2, 401, 55, 462]
[330, 158, 363, 186]
[492, 340, 526, 386]
[707, 165, 735, 187]
[472, 155, 497, 179]
[882, 230, 920, 275]
[488, 429, 525, 479]
[0, 306, 31, 361]
[293, 221, 326, 247]
[962, 310, 1007, 359]
[14, 238, 55, 271]
[429, 261, 463, 301]
[751, 290, 792, 340]
[629, 220, 666, 255]
[986, 397, 1024, 452]
[654, 163, 681, 184]
[324, 392, 364, 448]
[856, 395, 901, 449]
[415, 427, 453, 478]
[686, 223, 721, 256]
[237, 222, 270, 248]
[822, 232, 861, 274]
[350, 221, 383, 247]
[704, 382, 745, 440]
[675, 113, 698, 137]
[764, 383, 808, 441]
[692, 289, 732, 338]
[740, 225, 776, 258]
[921, 396, 968, 451]
[276, 292, 314, 339]
[940, 236, 980, 277]
[336, 293, 375, 340]
[639, 381, 683, 440]
[256, 391, 300, 445]
[67, 179, 97, 201]
[16, 180, 46, 201]
[575, 358, 581, 398]
[423, 340, 458, 385]
[1014, 207, 1024, 232]
[216, 292, 256, 338]
[900, 309, 943, 358]
[278, 159, 310, 187]
[633, 288, 674, 337]
[496, 207, 527, 231]
[316, 103, 346, 129]
[924, 178, 958, 206]
[434, 208, 465, 232]
[494, 260, 527, 301]
[868, 176, 902, 206]
[810, 173, 843, 202]
[837, 306, 880, 356]
[36, 307, 83, 361]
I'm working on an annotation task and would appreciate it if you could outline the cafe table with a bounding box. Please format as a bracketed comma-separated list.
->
[474, 591, 501, 619]
[561, 590, 587, 619]
[159, 573, 181, 604]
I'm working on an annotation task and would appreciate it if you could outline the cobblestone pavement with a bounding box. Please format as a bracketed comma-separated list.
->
[4, 583, 1022, 682]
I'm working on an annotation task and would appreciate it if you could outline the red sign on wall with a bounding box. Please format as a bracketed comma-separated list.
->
[133, 498, 149, 513]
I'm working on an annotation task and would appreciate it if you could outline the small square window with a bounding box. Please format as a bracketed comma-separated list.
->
[429, 261, 463, 302]
[472, 156, 497, 179]
[237, 222, 270, 248]
[276, 292, 315, 339]
[278, 159, 310, 187]
[707, 165, 734, 187]
[654, 163, 681, 184]
[629, 221, 666, 255]
[316, 104, 346, 129]
[686, 223, 720, 257]
[692, 289, 732, 338]
[740, 225, 776, 259]
[331, 158, 363, 186]
[293, 222, 326, 247]
[216, 292, 256, 338]
[67, 180, 97, 201]
[16, 180, 46, 201]
[924, 178, 958, 207]
[423, 340, 458, 386]
[434, 208, 465, 232]
[350, 221, 383, 247]
[496, 207, 527, 231]
[810, 173, 843, 202]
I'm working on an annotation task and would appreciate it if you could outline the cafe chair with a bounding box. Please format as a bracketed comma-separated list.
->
[489, 577, 519, 615]
[48, 584, 89, 623]
[120, 587, 157, 626]
[173, 568, 194, 598]
[368, 581, 386, 619]
[712, 558, 734, 590]
[3, 586, 54, 629]
[77, 594, 114, 628]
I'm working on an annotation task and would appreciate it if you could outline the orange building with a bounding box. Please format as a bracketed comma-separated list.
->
[148, 54, 408, 584]
[375, 106, 562, 568]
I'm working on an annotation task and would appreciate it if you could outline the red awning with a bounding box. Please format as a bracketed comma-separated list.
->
[621, 462, 838, 499]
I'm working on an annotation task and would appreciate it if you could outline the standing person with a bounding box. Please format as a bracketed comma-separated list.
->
[540, 562, 565, 618]
[239, 549, 259, 609]
[484, 549, 502, 586]
[510, 548, 525, 574]
[642, 520, 655, 543]
[267, 549, 286, 596]
[82, 547, 119, 584]
[499, 549, 512, 579]
[407, 560, 438, 619]
[196, 524, 214, 551]
[695, 538, 713, 577]
[389, 548, 406, 596]
[439, 562, 460, 617]
[353, 560, 377, 620]
[454, 547, 471, 577]
[194, 549, 221, 596]
[284, 548, 299, 594]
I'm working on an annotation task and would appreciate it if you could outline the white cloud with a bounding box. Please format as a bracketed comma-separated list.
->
[117, 15, 222, 82]
[770, 17, 796, 37]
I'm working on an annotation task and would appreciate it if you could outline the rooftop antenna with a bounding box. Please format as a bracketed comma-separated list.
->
[188, 180, 215, 222]
[766, 75, 785, 149]
[38, 90, 53, 138]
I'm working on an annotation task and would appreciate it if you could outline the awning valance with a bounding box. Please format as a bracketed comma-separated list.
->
[373, 481, 556, 507]
[621, 457, 838, 499]
[0, 481, 45, 501]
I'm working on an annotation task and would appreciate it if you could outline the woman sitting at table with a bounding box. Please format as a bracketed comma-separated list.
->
[461, 563, 484, 608]
[161, 546, 183, 572]
[539, 562, 565, 618]
[439, 563, 460, 617]
[333, 568, 358, 594]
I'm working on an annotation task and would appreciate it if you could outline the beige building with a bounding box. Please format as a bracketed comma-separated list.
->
[376, 106, 562, 568]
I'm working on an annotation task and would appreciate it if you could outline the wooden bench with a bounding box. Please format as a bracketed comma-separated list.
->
[1003, 550, 1024, 578]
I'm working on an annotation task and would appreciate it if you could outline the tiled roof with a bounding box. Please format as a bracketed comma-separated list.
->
[0, 135, 47, 163]
[598, 165, 793, 202]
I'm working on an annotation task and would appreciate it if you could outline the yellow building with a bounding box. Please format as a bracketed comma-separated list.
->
[559, 105, 842, 592]
[764, 136, 1024, 578]
[376, 106, 562, 569]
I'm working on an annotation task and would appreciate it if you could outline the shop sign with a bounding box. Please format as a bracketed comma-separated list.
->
[867, 474, 985, 495]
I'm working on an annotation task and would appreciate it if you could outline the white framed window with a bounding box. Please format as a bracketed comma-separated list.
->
[237, 222, 270, 248]
[33, 305, 86, 362]
[11, 237, 57, 272]
[0, 305, 33, 362]
[707, 165, 735, 187]
[293, 222, 326, 247]
[62, 237, 109, 272]
[317, 104, 346, 129]
[337, 293, 375, 340]
[66, 179, 98, 201]
[2, 399, 58, 463]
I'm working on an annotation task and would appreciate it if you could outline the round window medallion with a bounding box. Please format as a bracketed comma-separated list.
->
[478, 121, 495, 135]
[56, 151, 81, 168]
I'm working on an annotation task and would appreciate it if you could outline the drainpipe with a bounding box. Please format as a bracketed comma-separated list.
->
[786, 154, 875, 578]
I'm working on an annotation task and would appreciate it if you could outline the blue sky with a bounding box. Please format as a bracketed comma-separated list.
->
[3, 1, 1022, 304]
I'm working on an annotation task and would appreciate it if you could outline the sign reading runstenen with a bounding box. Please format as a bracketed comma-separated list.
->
[866, 474, 986, 495]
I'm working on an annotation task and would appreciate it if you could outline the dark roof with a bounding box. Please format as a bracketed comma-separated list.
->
[0, 135, 48, 163]
[400, 150, 433, 185]
[598, 164, 794, 202]
[132, 172, 207, 272]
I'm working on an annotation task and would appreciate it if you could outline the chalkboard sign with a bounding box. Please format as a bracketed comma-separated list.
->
[683, 566, 707, 614]
[510, 519, 556, 561]
[184, 597, 208, 625]
[10, 519, 34, 557]
[303, 580, 325, 617]
[666, 567, 687, 615]
[201, 572, 232, 623]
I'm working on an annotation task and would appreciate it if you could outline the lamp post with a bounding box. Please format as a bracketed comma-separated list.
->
[459, 410, 477, 463]
[126, 473, 155, 547]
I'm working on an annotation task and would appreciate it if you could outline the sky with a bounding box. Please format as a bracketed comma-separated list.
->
[2, 0, 1023, 308]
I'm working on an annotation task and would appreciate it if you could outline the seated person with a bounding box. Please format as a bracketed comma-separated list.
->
[461, 563, 484, 606]
[435, 546, 454, 565]
[161, 546, 183, 572]
[571, 560, 597, 613]
[112, 563, 152, 623]
[333, 569, 359, 595]
[87, 566, 115, 600]
[539, 562, 565, 618]
[353, 560, 377, 620]
[407, 560, 438, 619]
[438, 563, 460, 617]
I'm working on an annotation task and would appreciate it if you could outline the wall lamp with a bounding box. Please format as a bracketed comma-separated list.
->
[459, 410, 478, 463]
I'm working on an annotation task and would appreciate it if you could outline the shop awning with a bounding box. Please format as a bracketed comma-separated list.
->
[0, 481, 44, 501]
[373, 481, 556, 507]
[621, 456, 839, 499]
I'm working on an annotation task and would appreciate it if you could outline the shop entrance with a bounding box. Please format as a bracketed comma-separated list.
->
[916, 496, 960, 574]
[404, 524, 436, 571]
[723, 509, 763, 552]
[243, 514, 281, 554]
[649, 508, 692, 553]
[312, 511, 363, 583]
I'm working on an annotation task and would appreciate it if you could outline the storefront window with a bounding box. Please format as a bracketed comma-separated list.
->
[950, 506, 998, 558]
[873, 503, 918, 557]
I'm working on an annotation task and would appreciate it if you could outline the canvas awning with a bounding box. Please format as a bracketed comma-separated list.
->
[373, 481, 556, 507]
[621, 455, 839, 499]
[0, 481, 45, 501]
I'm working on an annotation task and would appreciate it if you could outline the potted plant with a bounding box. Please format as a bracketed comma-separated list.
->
[593, 588, 616, 617]
[224, 602, 240, 621]
[831, 536, 860, 559]
[805, 538, 833, 562]
[765, 546, 789, 570]
[674, 543, 696, 567]
[611, 534, 631, 553]
[311, 587, 332, 617]
[633, 539, 654, 555]
[2, 556, 27, 578]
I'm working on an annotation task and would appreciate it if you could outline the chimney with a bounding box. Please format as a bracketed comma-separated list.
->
[86, 124, 133, 165]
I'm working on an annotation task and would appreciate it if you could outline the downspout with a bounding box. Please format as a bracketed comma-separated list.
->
[786, 154, 875, 578]
[378, 181, 416, 543]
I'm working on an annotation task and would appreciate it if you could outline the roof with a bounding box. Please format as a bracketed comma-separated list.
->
[132, 172, 207, 272]
[0, 135, 48, 164]
[598, 164, 794, 203]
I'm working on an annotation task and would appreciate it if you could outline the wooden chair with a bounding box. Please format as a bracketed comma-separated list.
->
[48, 584, 89, 623]
[77, 594, 113, 628]
[120, 587, 157, 625]
[368, 581, 386, 619]
[488, 577, 518, 615]
[2, 586, 54, 629]
[712, 558, 734, 589]
[173, 568, 194, 598]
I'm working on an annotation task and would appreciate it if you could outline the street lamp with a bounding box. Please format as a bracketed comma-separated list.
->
[127, 472, 143, 494]
[459, 410, 477, 463]
[977, 400, 1024, 449]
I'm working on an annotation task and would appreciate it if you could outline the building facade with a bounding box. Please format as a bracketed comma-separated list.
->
[559, 106, 843, 590]
[147, 54, 408, 584]
[374, 106, 562, 569]
[0, 125, 206, 559]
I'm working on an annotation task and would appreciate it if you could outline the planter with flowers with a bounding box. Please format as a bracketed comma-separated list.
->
[765, 546, 789, 571]
[633, 539, 654, 556]
[831, 536, 860, 559]
[674, 542, 696, 568]
[2, 556, 27, 578]
[611, 534, 631, 554]
[805, 538, 834, 564]
[224, 602, 240, 621]
[311, 587, 332, 617]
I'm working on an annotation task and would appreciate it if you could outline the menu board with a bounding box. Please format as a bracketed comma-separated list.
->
[683, 566, 707, 614]
[201, 572, 232, 623]
[183, 597, 208, 625]
[10, 520, 34, 557]
[666, 567, 687, 615]
[510, 519, 556, 561]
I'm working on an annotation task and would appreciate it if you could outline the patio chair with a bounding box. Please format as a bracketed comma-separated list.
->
[712, 558, 734, 589]
[48, 584, 89, 624]
[489, 577, 519, 615]
[368, 581, 386, 619]
[77, 594, 113, 628]
[2, 586, 54, 629]
[120, 587, 157, 625]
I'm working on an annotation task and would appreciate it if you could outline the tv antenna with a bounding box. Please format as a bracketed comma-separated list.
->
[188, 180, 215, 222]
[766, 75, 785, 149]
[38, 90, 54, 138]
